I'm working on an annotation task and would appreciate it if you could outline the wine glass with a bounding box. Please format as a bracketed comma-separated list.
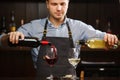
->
[44, 45, 58, 80]
[68, 47, 80, 80]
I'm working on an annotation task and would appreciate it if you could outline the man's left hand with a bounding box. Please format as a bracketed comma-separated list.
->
[104, 33, 118, 46]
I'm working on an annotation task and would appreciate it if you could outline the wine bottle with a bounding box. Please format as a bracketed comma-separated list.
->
[106, 17, 112, 34]
[106, 21, 112, 34]
[95, 19, 100, 29]
[0, 16, 7, 34]
[9, 11, 16, 32]
[77, 38, 120, 49]
[8, 37, 51, 47]
[20, 19, 24, 26]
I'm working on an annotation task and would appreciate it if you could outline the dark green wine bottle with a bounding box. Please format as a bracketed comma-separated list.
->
[8, 37, 51, 47]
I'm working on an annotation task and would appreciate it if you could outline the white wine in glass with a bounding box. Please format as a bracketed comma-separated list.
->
[68, 58, 80, 68]
[68, 48, 80, 80]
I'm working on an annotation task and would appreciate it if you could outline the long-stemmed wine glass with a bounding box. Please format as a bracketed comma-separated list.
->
[44, 45, 58, 80]
[68, 47, 80, 80]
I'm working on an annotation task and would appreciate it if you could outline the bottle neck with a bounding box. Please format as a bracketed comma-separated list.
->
[117, 40, 120, 46]
[8, 37, 52, 47]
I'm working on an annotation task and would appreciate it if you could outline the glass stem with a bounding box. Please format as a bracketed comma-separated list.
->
[73, 66, 79, 80]
[50, 66, 53, 80]
[46, 66, 53, 80]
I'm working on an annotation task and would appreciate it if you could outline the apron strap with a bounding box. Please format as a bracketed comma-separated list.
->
[42, 19, 74, 48]
[66, 21, 75, 48]
[42, 20, 48, 40]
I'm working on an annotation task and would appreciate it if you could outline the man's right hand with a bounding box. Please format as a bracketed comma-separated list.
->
[8, 31, 25, 44]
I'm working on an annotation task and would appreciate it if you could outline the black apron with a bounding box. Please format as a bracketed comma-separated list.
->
[36, 20, 75, 80]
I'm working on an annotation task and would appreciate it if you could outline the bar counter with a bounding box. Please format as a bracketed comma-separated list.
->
[77, 46, 120, 80]
[0, 46, 120, 80]
[0, 47, 36, 79]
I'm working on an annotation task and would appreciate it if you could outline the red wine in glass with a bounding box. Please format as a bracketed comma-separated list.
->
[44, 45, 58, 80]
[44, 55, 57, 67]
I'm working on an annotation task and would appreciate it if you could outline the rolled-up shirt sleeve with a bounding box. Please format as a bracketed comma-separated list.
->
[17, 23, 33, 37]
[84, 24, 106, 40]
[68, 19, 106, 42]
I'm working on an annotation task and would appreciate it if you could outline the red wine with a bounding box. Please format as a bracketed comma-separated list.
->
[44, 55, 57, 66]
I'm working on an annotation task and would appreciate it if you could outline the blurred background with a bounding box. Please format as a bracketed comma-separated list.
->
[0, 0, 120, 80]
[0, 0, 120, 34]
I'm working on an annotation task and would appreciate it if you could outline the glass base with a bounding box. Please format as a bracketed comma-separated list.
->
[46, 74, 54, 80]
[60, 74, 79, 80]
[72, 75, 79, 80]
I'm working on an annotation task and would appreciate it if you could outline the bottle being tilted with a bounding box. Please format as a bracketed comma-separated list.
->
[77, 38, 120, 49]
[8, 37, 51, 47]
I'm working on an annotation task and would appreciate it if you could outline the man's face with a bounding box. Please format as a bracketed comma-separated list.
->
[46, 0, 69, 20]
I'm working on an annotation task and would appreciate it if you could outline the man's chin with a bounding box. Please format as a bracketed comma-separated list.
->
[55, 16, 64, 20]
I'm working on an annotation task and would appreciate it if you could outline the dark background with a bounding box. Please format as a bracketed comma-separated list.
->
[0, 0, 120, 34]
[0, 0, 120, 79]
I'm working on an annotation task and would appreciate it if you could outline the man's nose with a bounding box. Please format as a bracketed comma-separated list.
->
[57, 5, 62, 10]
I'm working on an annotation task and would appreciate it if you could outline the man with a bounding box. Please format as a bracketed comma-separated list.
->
[0, 0, 118, 79]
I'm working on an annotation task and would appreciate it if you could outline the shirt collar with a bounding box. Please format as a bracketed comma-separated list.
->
[46, 17, 68, 27]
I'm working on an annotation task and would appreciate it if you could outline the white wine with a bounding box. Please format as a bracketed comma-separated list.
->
[68, 58, 80, 67]
[87, 38, 108, 49]
[78, 38, 120, 49]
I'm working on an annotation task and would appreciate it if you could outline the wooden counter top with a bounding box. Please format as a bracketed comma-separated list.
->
[0, 46, 31, 51]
